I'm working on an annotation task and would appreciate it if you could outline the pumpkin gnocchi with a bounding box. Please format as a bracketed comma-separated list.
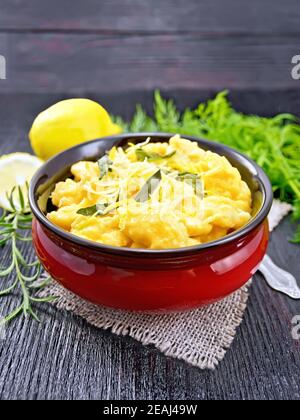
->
[47, 135, 252, 249]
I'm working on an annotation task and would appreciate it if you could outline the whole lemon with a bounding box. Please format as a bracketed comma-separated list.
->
[29, 98, 122, 160]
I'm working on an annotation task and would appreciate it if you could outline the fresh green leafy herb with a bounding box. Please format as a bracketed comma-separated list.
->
[114, 104, 157, 132]
[135, 170, 162, 203]
[163, 151, 177, 159]
[0, 185, 55, 324]
[136, 148, 176, 162]
[176, 173, 204, 199]
[177, 172, 201, 179]
[77, 205, 98, 216]
[290, 227, 300, 244]
[77, 202, 117, 217]
[115, 90, 300, 242]
[98, 155, 113, 179]
[135, 148, 149, 161]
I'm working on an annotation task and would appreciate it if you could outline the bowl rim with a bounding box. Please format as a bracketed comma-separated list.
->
[29, 132, 273, 257]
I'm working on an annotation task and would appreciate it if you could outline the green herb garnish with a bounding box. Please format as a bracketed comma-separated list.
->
[291, 230, 300, 244]
[115, 90, 300, 242]
[98, 155, 113, 179]
[135, 170, 162, 203]
[177, 172, 201, 179]
[176, 173, 204, 199]
[0, 185, 55, 324]
[136, 148, 176, 162]
[77, 205, 98, 216]
[77, 202, 116, 217]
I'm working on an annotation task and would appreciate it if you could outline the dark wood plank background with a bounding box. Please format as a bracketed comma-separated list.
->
[0, 0, 300, 400]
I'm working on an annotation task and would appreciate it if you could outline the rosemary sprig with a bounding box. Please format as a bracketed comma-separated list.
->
[0, 184, 56, 325]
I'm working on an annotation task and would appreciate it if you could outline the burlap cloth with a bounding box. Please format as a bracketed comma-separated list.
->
[39, 200, 292, 369]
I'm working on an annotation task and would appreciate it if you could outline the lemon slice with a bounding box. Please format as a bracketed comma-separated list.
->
[0, 153, 43, 211]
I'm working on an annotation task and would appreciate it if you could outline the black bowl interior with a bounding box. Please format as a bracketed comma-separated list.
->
[30, 133, 273, 255]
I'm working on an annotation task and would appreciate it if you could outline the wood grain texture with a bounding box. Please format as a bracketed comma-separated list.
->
[0, 94, 300, 400]
[0, 0, 300, 34]
[1, 32, 299, 93]
[0, 0, 300, 400]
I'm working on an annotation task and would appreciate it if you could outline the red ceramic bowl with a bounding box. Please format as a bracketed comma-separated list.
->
[29, 133, 273, 312]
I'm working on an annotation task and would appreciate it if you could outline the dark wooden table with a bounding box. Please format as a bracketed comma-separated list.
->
[0, 0, 300, 400]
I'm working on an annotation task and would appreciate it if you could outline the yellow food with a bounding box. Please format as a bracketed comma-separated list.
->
[29, 98, 122, 161]
[47, 135, 252, 249]
[0, 153, 43, 211]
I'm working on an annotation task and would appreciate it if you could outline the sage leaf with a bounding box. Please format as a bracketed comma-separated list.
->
[176, 173, 204, 199]
[77, 205, 97, 216]
[98, 155, 113, 179]
[136, 148, 176, 162]
[77, 202, 116, 217]
[135, 170, 162, 203]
